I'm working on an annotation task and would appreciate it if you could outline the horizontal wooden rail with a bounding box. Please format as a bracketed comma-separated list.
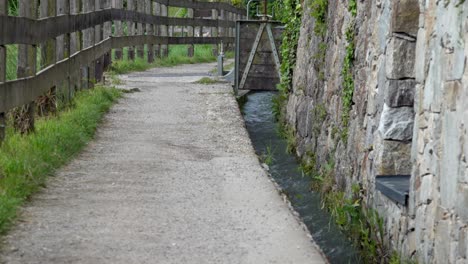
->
[153, 0, 244, 14]
[0, 10, 236, 45]
[0, 36, 234, 113]
[0, 0, 245, 138]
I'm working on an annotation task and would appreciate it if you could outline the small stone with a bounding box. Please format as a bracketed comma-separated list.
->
[457, 185, 468, 221]
[386, 79, 416, 107]
[443, 80, 461, 111]
[386, 36, 416, 79]
[376, 140, 413, 175]
[379, 104, 415, 141]
[391, 0, 420, 36]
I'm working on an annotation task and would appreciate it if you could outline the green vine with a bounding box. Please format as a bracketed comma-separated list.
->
[340, 0, 357, 143]
[272, 0, 303, 121]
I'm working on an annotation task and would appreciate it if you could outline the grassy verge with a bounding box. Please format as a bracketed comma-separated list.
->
[110, 44, 234, 75]
[0, 86, 122, 234]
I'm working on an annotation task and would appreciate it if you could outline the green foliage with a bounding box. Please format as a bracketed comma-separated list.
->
[0, 86, 122, 234]
[340, 1, 357, 142]
[194, 77, 221, 85]
[110, 45, 219, 75]
[300, 151, 317, 177]
[261, 145, 276, 166]
[272, 0, 303, 121]
[348, 0, 357, 17]
[278, 122, 296, 154]
[7, 0, 18, 16]
[322, 184, 389, 263]
[309, 0, 329, 37]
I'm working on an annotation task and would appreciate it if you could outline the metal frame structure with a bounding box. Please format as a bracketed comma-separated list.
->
[234, 20, 282, 94]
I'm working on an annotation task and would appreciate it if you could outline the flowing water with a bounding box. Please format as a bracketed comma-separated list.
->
[242, 91, 362, 264]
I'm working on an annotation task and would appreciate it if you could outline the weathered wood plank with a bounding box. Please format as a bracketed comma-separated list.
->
[187, 0, 194, 57]
[103, 0, 112, 70]
[127, 0, 135, 60]
[94, 0, 104, 82]
[15, 0, 37, 133]
[211, 8, 218, 56]
[153, 1, 161, 58]
[0, 0, 6, 143]
[113, 0, 124, 60]
[82, 0, 95, 88]
[0, 0, 5, 83]
[0, 11, 236, 45]
[146, 0, 154, 63]
[0, 35, 234, 112]
[136, 0, 145, 59]
[70, 0, 80, 55]
[160, 3, 168, 57]
[39, 0, 56, 70]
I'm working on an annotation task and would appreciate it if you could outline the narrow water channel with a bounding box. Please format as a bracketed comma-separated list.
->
[242, 91, 361, 264]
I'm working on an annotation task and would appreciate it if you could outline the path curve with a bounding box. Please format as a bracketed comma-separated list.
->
[1, 62, 326, 264]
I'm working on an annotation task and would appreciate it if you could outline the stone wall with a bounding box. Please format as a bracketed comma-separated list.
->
[285, 0, 468, 262]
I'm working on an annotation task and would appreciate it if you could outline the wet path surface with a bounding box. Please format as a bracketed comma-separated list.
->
[1, 62, 326, 264]
[243, 92, 361, 264]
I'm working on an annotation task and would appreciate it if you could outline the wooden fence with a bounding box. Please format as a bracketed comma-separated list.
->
[0, 0, 245, 141]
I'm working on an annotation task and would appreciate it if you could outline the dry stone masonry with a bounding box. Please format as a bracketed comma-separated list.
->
[285, 0, 468, 262]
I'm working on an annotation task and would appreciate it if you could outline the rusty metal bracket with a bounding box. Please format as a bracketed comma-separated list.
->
[239, 22, 266, 90]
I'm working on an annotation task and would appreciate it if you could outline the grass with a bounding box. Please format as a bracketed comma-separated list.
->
[194, 77, 222, 85]
[110, 45, 234, 75]
[260, 145, 276, 166]
[0, 86, 122, 234]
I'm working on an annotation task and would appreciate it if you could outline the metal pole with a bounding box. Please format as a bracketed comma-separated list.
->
[246, 0, 259, 20]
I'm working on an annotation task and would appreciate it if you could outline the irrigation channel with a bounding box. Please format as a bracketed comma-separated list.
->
[241, 91, 361, 263]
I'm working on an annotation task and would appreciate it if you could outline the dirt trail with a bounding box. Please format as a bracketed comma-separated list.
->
[1, 62, 326, 264]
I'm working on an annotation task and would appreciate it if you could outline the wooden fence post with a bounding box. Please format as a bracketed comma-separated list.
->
[15, 0, 37, 134]
[187, 3, 194, 57]
[219, 8, 224, 53]
[153, 1, 161, 58]
[211, 8, 218, 56]
[103, 0, 112, 71]
[137, 0, 144, 59]
[0, 0, 6, 143]
[160, 3, 168, 57]
[113, 0, 123, 60]
[70, 0, 80, 96]
[38, 0, 57, 116]
[82, 0, 95, 89]
[127, 0, 135, 60]
[146, 0, 154, 63]
[56, 0, 70, 104]
[94, 0, 104, 82]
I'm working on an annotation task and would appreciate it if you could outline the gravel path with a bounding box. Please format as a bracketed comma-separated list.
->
[0, 62, 326, 264]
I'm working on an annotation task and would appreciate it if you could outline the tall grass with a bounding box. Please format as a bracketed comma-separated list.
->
[110, 44, 233, 75]
[0, 86, 122, 234]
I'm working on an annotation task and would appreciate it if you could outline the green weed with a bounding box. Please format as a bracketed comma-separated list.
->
[0, 86, 122, 234]
[194, 77, 221, 85]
